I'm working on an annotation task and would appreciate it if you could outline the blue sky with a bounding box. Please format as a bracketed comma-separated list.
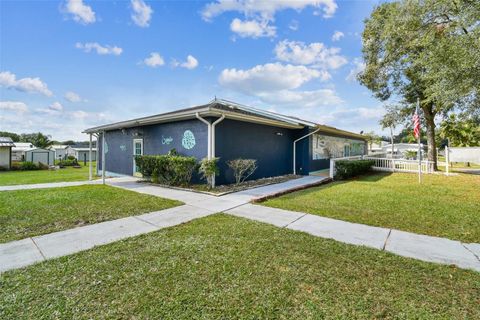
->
[0, 0, 385, 141]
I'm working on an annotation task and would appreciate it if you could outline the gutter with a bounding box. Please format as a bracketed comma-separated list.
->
[196, 113, 225, 187]
[293, 127, 321, 175]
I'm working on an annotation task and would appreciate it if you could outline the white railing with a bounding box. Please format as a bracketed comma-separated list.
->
[329, 155, 449, 178]
[329, 155, 363, 178]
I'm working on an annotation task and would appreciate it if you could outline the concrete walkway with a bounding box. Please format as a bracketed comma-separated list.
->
[1, 175, 479, 274]
[225, 204, 480, 272]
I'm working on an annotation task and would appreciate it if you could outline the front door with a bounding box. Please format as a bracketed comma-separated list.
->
[133, 139, 143, 176]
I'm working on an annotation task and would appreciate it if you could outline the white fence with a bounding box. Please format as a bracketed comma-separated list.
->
[329, 155, 448, 178]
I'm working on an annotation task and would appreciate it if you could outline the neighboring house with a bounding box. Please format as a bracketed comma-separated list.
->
[24, 148, 55, 166]
[382, 143, 425, 158]
[73, 147, 97, 162]
[368, 141, 389, 155]
[49, 145, 75, 160]
[84, 99, 367, 185]
[0, 137, 15, 169]
[11, 142, 35, 161]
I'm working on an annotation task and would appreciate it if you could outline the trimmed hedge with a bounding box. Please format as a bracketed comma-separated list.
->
[134, 154, 197, 186]
[57, 159, 78, 167]
[334, 159, 374, 180]
[11, 161, 43, 171]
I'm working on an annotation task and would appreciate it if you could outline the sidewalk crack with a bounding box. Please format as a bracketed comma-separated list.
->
[283, 213, 308, 229]
[462, 243, 480, 263]
[132, 216, 160, 229]
[382, 229, 392, 251]
[30, 238, 46, 260]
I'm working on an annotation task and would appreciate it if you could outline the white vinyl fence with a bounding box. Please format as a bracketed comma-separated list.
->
[329, 155, 448, 178]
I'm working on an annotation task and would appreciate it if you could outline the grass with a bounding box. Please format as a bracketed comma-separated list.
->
[0, 162, 97, 186]
[263, 172, 480, 243]
[1, 214, 479, 319]
[0, 185, 182, 243]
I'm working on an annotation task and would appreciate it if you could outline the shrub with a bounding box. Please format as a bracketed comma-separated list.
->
[67, 155, 76, 161]
[334, 159, 374, 180]
[57, 159, 78, 167]
[135, 154, 197, 186]
[199, 157, 220, 188]
[227, 158, 257, 185]
[11, 161, 40, 171]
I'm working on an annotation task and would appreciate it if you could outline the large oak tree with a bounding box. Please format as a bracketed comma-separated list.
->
[359, 0, 479, 169]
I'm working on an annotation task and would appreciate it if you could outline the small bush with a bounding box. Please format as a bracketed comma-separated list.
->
[227, 158, 257, 185]
[11, 161, 40, 171]
[57, 159, 78, 167]
[67, 155, 76, 161]
[334, 159, 374, 180]
[135, 154, 197, 186]
[199, 157, 220, 188]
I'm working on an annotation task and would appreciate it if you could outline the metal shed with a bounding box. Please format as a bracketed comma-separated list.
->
[0, 137, 15, 169]
[25, 148, 55, 166]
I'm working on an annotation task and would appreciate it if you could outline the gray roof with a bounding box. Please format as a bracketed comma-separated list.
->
[83, 98, 365, 140]
[0, 137, 15, 147]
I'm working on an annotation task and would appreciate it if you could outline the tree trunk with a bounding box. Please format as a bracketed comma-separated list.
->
[390, 126, 394, 158]
[422, 103, 438, 170]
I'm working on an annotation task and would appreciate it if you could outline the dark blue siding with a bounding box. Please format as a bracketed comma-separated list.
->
[215, 119, 302, 185]
[98, 119, 208, 176]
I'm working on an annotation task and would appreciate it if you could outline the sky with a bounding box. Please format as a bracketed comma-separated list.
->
[0, 0, 386, 141]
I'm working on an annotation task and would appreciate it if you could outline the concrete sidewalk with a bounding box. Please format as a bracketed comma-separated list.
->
[225, 204, 480, 272]
[2, 175, 479, 274]
[0, 205, 214, 273]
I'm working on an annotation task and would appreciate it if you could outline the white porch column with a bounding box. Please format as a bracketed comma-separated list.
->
[89, 134, 93, 180]
[102, 131, 106, 185]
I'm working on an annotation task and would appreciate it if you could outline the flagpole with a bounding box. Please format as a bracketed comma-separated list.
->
[417, 98, 422, 183]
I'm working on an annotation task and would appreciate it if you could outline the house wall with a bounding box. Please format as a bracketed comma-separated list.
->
[77, 150, 97, 162]
[98, 119, 208, 176]
[215, 119, 302, 185]
[0, 147, 10, 169]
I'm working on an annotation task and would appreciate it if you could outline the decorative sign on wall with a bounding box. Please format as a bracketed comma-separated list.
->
[104, 142, 109, 154]
[120, 144, 127, 151]
[182, 130, 196, 150]
[312, 134, 365, 160]
[162, 135, 173, 145]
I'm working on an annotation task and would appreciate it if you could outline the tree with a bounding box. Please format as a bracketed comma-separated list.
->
[20, 132, 54, 149]
[439, 114, 480, 147]
[379, 105, 402, 157]
[0, 131, 20, 142]
[359, 0, 480, 170]
[363, 131, 381, 152]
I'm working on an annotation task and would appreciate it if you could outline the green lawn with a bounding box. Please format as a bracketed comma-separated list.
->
[1, 214, 478, 319]
[263, 173, 480, 243]
[0, 185, 182, 243]
[0, 162, 96, 186]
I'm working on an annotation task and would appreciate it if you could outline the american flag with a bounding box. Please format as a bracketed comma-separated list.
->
[413, 106, 420, 139]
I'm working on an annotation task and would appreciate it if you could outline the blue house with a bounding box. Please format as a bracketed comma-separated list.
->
[84, 99, 366, 185]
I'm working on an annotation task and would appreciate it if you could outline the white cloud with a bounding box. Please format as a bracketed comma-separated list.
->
[0, 101, 28, 113]
[172, 55, 199, 69]
[0, 71, 53, 96]
[230, 18, 276, 38]
[288, 20, 299, 31]
[71, 110, 89, 119]
[64, 0, 96, 24]
[64, 91, 83, 102]
[332, 30, 344, 41]
[202, 0, 337, 39]
[143, 52, 165, 68]
[346, 58, 366, 82]
[201, 0, 337, 21]
[49, 102, 63, 111]
[130, 0, 153, 27]
[257, 89, 343, 107]
[75, 42, 123, 56]
[219, 63, 328, 94]
[274, 40, 347, 69]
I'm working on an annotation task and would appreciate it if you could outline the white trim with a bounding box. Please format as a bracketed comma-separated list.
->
[133, 138, 144, 176]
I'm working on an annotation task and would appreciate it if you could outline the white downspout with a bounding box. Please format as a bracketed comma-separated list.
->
[211, 114, 225, 187]
[293, 128, 321, 175]
[89, 134, 92, 181]
[196, 113, 211, 159]
[94, 133, 99, 177]
[102, 131, 106, 185]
